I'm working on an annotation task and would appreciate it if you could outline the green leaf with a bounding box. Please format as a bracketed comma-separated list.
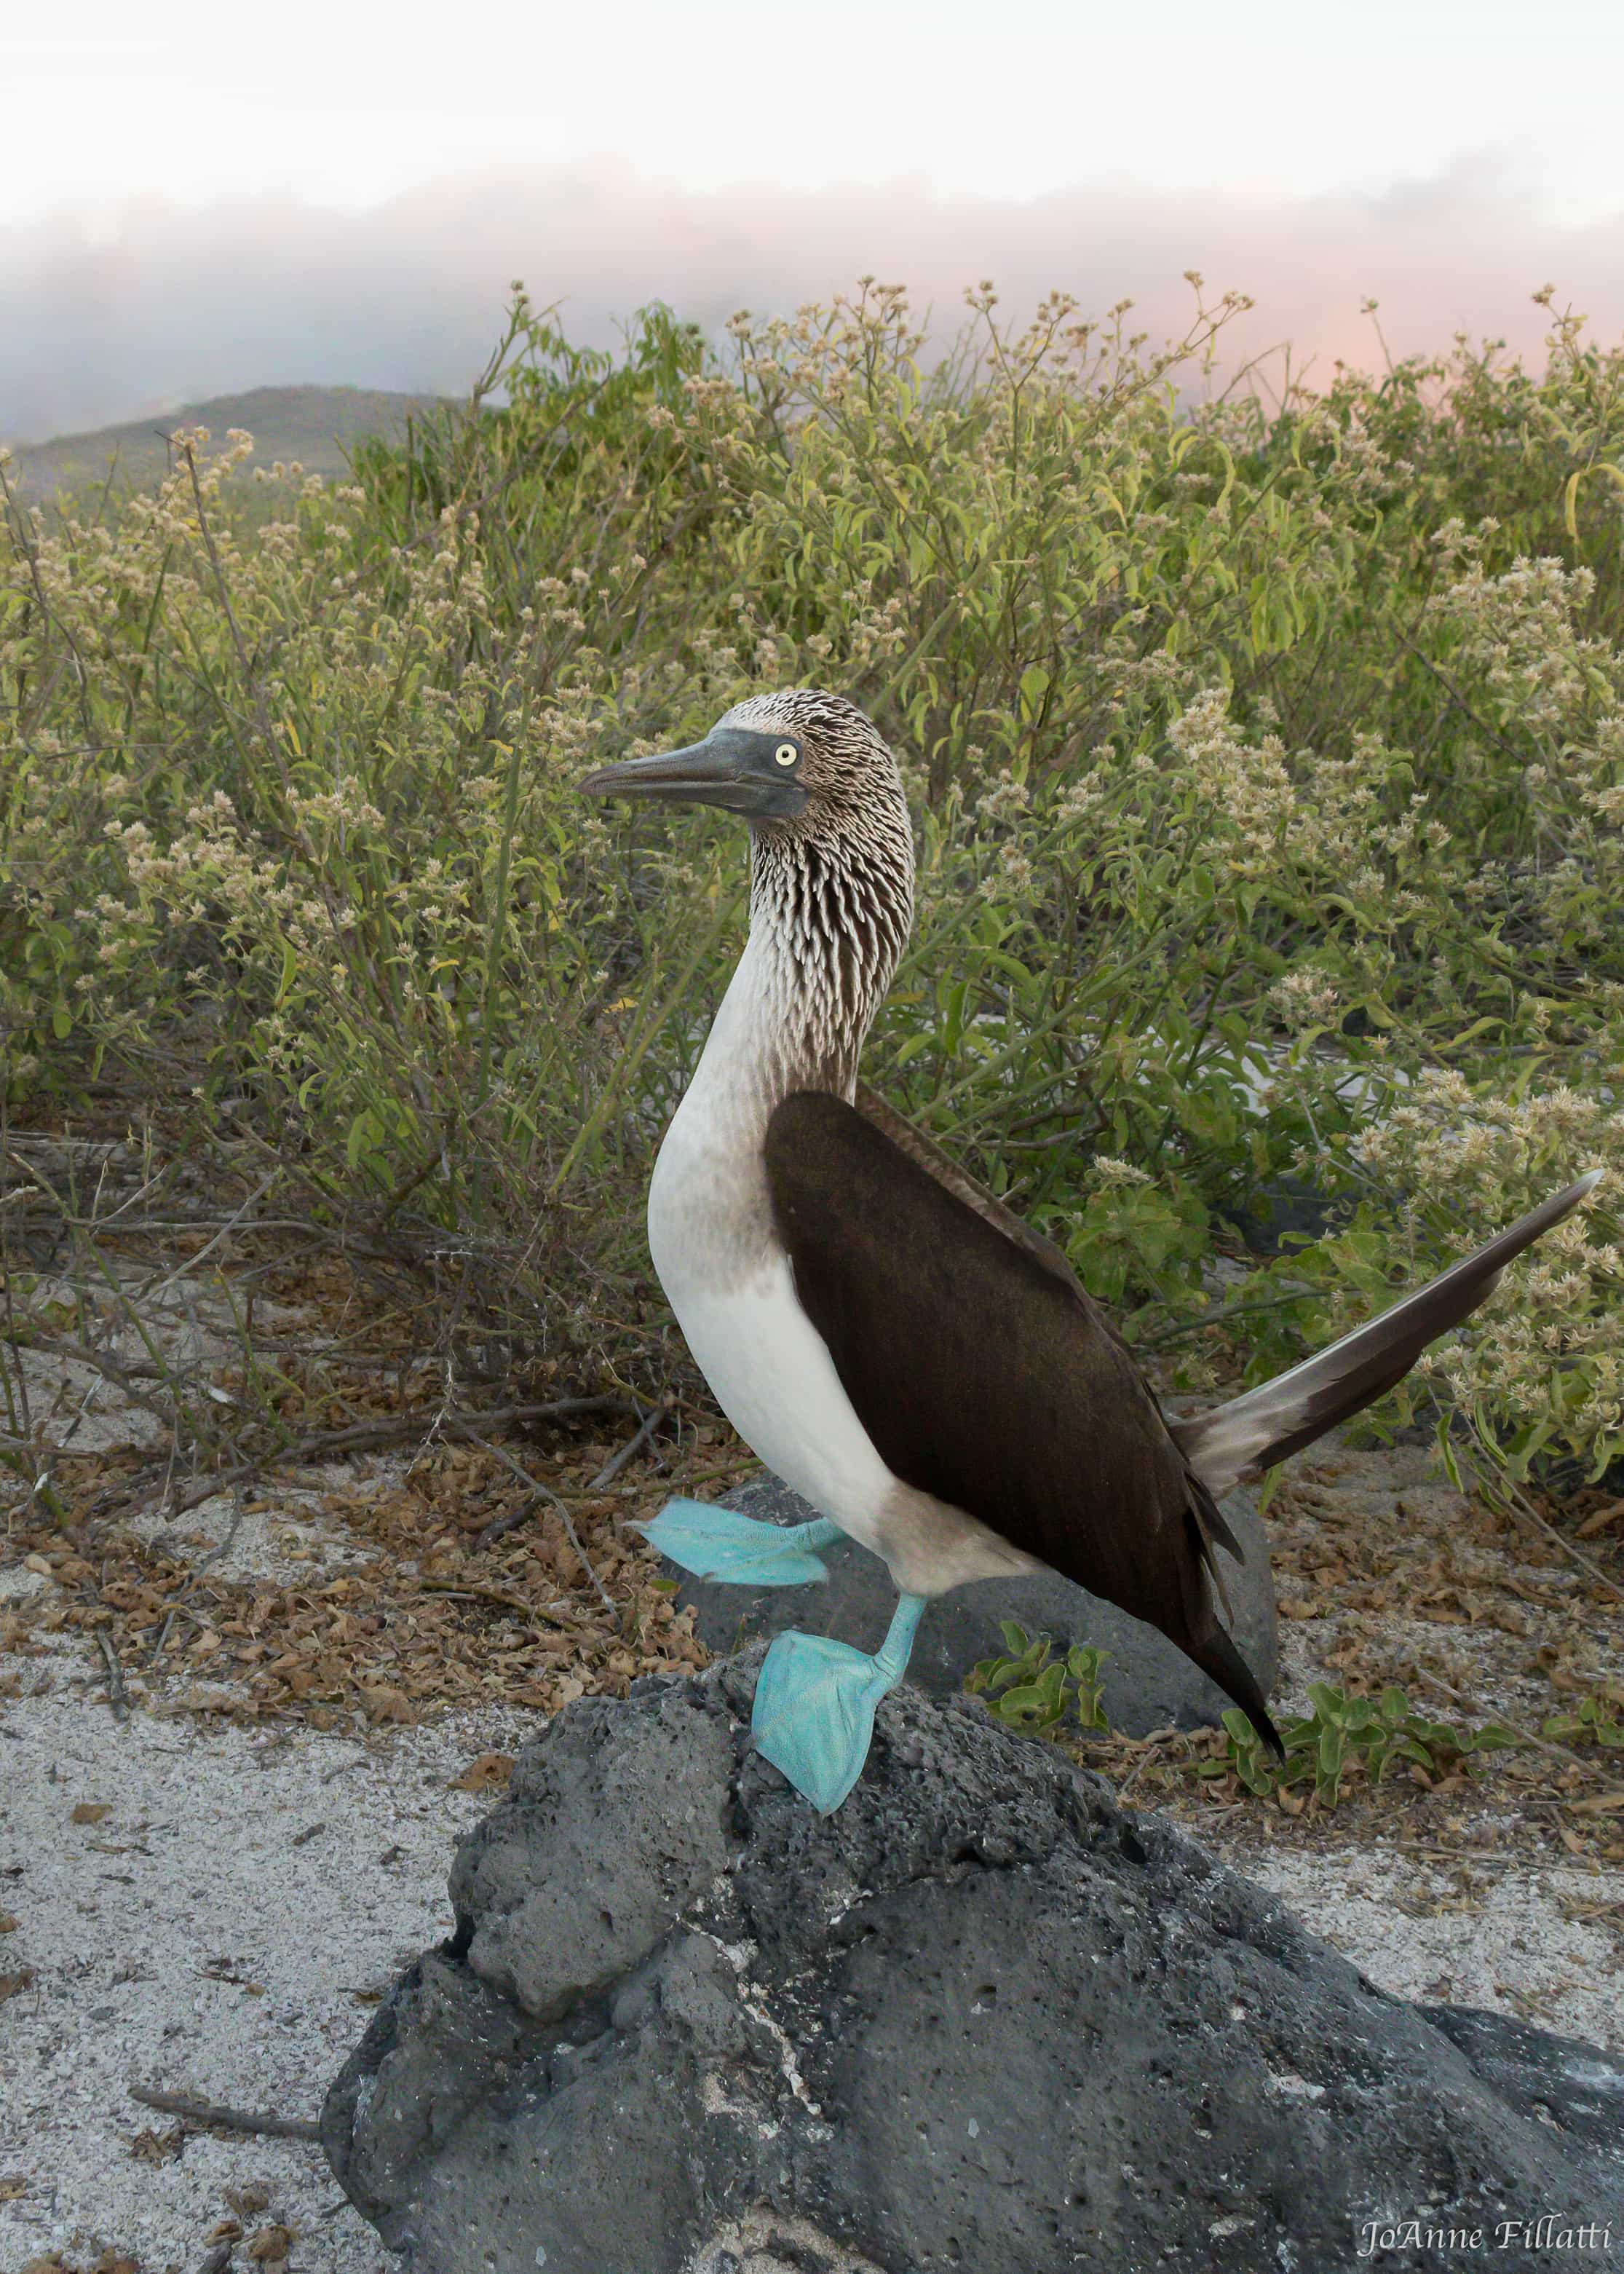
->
[1018, 664, 1051, 723]
[346, 1109, 383, 1171]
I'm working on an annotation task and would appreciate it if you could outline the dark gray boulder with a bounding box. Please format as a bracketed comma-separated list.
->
[676, 1472, 1278, 1737]
[324, 1657, 1624, 2274]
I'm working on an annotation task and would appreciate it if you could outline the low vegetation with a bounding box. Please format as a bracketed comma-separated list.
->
[966, 1621, 1110, 1734]
[1207, 1686, 1518, 1810]
[1, 278, 1621, 1508]
[1544, 1690, 1624, 1749]
[969, 1620, 1524, 1815]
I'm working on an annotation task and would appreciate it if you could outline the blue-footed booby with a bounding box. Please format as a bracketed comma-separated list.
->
[580, 690, 1602, 1812]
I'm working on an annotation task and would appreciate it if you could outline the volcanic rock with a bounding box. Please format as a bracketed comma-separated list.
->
[324, 1657, 1623, 2273]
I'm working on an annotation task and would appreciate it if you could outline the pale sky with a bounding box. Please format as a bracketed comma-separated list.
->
[5, 1, 1624, 441]
[9, 0, 1623, 225]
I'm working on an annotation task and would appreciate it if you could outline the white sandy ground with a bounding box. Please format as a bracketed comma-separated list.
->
[0, 1671, 517, 2274]
[1233, 1846, 1624, 2053]
[3, 1637, 1622, 2274]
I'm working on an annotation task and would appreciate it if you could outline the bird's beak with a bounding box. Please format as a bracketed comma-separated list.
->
[578, 729, 807, 820]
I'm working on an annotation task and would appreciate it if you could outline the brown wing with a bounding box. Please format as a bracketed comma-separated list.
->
[855, 1082, 1240, 1566]
[765, 1090, 1275, 1741]
[854, 1082, 1089, 1298]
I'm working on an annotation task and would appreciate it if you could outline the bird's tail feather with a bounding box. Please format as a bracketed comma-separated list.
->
[1173, 1169, 1602, 1499]
[1191, 1622, 1284, 1758]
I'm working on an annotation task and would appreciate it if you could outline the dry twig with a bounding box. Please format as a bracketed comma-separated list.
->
[1501, 1473, 1623, 1601]
[96, 1629, 130, 1723]
[472, 1491, 550, 1552]
[130, 2082, 320, 2141]
[473, 1392, 677, 1550]
[420, 1579, 573, 1624]
[104, 1394, 636, 1520]
[590, 1393, 676, 1491]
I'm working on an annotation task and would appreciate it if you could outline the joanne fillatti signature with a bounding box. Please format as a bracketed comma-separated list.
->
[1356, 2216, 1613, 2257]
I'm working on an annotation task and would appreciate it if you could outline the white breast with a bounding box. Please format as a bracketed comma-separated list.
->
[649, 1089, 898, 1552]
[668, 1254, 901, 1552]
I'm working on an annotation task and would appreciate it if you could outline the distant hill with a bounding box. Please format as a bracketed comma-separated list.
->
[4, 384, 451, 501]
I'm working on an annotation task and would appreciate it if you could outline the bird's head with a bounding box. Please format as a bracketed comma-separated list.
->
[583, 690, 914, 1061]
[578, 689, 911, 853]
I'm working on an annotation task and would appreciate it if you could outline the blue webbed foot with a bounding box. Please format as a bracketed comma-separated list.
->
[639, 1496, 842, 1587]
[750, 1594, 927, 1814]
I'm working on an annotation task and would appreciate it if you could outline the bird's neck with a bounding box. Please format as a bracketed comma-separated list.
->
[692, 830, 913, 1130]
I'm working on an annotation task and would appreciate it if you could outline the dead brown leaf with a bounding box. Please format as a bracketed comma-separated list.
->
[68, 1802, 110, 1825]
[451, 1751, 514, 1793]
[1570, 1789, 1624, 1817]
[129, 2123, 186, 2165]
[0, 1910, 17, 1932]
[2, 1314, 726, 1750]
[0, 1967, 36, 2002]
[247, 2224, 294, 2263]
[1575, 1499, 1624, 1539]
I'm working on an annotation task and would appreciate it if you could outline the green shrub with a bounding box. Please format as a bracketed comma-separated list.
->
[1542, 1691, 1624, 1748]
[1211, 1683, 1518, 1807]
[966, 1621, 1110, 1735]
[1, 280, 1619, 1466]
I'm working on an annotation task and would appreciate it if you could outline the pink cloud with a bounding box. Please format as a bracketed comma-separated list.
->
[4, 156, 1621, 441]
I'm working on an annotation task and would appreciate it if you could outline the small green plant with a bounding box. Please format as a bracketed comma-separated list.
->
[1542, 1692, 1624, 1749]
[1208, 1683, 1518, 1807]
[966, 1621, 1110, 1735]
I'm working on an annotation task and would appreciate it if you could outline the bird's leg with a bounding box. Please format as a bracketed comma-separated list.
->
[638, 1497, 843, 1586]
[750, 1591, 927, 1814]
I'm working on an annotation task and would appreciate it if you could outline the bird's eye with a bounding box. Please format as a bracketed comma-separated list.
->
[774, 743, 798, 767]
